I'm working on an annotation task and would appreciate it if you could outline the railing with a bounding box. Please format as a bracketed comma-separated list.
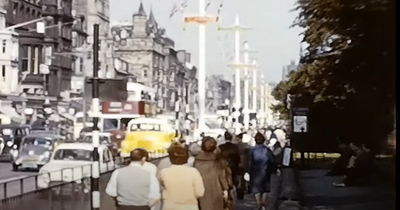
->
[0, 156, 165, 210]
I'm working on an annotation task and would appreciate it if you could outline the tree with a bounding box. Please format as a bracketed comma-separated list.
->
[272, 0, 395, 152]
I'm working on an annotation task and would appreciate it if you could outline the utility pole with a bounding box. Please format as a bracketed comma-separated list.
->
[183, 0, 219, 131]
[88, 24, 102, 210]
[260, 74, 265, 127]
[220, 14, 252, 134]
[251, 59, 258, 115]
[243, 41, 250, 131]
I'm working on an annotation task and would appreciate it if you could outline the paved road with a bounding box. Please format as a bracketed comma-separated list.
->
[0, 162, 39, 199]
[301, 169, 395, 210]
[0, 162, 38, 180]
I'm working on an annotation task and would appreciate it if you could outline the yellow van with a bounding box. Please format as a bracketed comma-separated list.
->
[119, 118, 179, 158]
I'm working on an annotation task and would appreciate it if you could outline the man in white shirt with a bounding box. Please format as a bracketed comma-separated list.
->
[143, 151, 158, 177]
[106, 148, 161, 210]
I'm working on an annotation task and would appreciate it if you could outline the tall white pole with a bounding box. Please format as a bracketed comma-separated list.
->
[243, 41, 250, 130]
[264, 83, 270, 126]
[234, 15, 241, 111]
[260, 74, 265, 127]
[219, 15, 252, 134]
[197, 0, 206, 130]
[251, 59, 257, 113]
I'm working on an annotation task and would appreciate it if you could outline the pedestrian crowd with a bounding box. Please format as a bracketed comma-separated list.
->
[106, 128, 286, 210]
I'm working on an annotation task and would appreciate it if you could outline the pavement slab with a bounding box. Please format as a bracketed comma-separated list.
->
[300, 169, 395, 210]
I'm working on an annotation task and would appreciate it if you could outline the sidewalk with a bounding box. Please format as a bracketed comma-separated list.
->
[300, 169, 395, 210]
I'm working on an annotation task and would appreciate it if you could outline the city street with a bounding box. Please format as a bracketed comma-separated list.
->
[0, 163, 38, 180]
[0, 163, 39, 199]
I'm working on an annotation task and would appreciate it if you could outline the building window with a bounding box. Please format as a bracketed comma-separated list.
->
[1, 66, 5, 80]
[1, 40, 5, 53]
[21, 45, 29, 72]
[143, 70, 147, 77]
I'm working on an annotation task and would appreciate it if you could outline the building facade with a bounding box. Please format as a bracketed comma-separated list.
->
[0, 8, 19, 94]
[281, 60, 298, 81]
[2, 0, 74, 98]
[110, 2, 196, 113]
[72, 0, 111, 78]
[206, 75, 232, 112]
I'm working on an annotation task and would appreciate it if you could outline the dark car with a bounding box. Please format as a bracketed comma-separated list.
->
[11, 133, 65, 171]
[0, 125, 31, 161]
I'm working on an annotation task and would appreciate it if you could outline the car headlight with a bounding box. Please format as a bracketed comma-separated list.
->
[43, 151, 51, 158]
[116, 134, 121, 139]
[39, 171, 50, 186]
[6, 141, 12, 147]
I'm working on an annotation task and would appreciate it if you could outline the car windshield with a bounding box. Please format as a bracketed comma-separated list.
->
[22, 137, 53, 147]
[130, 123, 161, 131]
[83, 135, 111, 144]
[53, 149, 92, 161]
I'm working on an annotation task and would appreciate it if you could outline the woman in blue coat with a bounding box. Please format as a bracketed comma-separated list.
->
[248, 132, 276, 210]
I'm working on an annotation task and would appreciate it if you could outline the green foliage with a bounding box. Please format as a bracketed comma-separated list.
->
[272, 0, 395, 152]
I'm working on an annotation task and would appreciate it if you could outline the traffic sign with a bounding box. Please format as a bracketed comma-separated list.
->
[293, 115, 307, 133]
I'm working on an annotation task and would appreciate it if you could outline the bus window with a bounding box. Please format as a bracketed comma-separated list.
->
[103, 119, 119, 131]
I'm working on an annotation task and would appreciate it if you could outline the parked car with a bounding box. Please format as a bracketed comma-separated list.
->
[0, 125, 31, 161]
[11, 133, 65, 171]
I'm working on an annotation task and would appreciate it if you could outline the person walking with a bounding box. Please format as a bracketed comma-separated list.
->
[248, 133, 277, 210]
[106, 148, 161, 210]
[218, 131, 241, 199]
[157, 142, 183, 172]
[158, 144, 205, 210]
[235, 133, 251, 199]
[194, 136, 230, 210]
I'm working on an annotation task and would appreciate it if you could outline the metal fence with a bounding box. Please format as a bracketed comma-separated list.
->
[0, 157, 138, 210]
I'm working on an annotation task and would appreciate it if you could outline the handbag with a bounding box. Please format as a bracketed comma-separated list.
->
[265, 149, 278, 174]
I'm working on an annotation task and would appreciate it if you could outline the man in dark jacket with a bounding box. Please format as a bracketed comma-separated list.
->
[219, 131, 241, 188]
[234, 132, 251, 199]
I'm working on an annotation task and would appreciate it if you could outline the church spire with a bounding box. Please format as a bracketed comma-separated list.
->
[148, 5, 157, 27]
[137, 1, 146, 16]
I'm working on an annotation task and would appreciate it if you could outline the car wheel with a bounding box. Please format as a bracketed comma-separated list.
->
[12, 163, 19, 171]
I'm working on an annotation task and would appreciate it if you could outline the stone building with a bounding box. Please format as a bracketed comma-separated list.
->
[110, 2, 196, 113]
[206, 75, 232, 112]
[1, 0, 74, 99]
[71, 0, 111, 78]
[0, 8, 19, 95]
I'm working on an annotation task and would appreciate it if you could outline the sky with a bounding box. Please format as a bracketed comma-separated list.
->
[110, 0, 303, 83]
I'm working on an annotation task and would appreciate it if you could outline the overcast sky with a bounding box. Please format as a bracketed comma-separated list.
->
[110, 0, 303, 83]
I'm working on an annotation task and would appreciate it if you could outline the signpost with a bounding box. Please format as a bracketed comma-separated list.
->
[292, 107, 308, 168]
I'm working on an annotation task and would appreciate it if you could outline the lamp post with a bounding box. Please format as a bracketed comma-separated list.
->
[42, 98, 52, 131]
[183, 0, 219, 131]
[243, 41, 250, 131]
[220, 15, 252, 134]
